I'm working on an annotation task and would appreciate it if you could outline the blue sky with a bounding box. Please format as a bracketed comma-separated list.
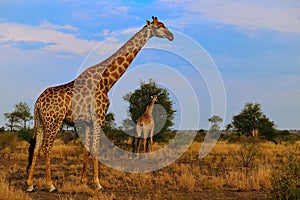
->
[0, 0, 299, 130]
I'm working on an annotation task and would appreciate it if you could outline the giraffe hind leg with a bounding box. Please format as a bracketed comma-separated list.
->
[41, 117, 64, 192]
[27, 132, 43, 192]
[42, 133, 57, 192]
[91, 117, 103, 190]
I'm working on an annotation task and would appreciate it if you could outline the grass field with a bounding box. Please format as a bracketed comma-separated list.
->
[0, 133, 299, 200]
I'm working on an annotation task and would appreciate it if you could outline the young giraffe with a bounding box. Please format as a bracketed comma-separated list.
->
[134, 95, 158, 155]
[26, 16, 173, 192]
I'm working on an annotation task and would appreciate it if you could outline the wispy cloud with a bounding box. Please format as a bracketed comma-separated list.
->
[39, 20, 79, 32]
[160, 0, 300, 34]
[0, 21, 98, 55]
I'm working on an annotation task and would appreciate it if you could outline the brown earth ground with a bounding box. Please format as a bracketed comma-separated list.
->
[1, 137, 299, 200]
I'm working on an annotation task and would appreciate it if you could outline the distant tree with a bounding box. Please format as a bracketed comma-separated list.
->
[13, 102, 33, 129]
[208, 115, 223, 140]
[121, 118, 135, 131]
[123, 79, 175, 143]
[229, 102, 276, 141]
[4, 112, 20, 132]
[103, 112, 116, 132]
[225, 123, 234, 133]
[208, 115, 223, 127]
[102, 113, 131, 147]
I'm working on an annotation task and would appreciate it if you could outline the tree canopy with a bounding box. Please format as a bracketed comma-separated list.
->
[229, 102, 275, 139]
[13, 102, 33, 129]
[4, 102, 33, 131]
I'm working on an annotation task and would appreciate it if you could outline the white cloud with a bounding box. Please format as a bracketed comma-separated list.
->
[160, 0, 300, 33]
[39, 20, 79, 32]
[113, 6, 130, 14]
[0, 21, 98, 55]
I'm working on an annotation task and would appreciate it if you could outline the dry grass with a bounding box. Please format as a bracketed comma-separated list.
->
[0, 172, 32, 200]
[0, 138, 299, 199]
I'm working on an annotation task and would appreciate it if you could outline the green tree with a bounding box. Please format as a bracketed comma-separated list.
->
[123, 79, 176, 143]
[208, 115, 223, 128]
[121, 118, 135, 131]
[208, 115, 223, 141]
[229, 102, 276, 140]
[13, 102, 33, 129]
[103, 112, 116, 132]
[4, 112, 20, 132]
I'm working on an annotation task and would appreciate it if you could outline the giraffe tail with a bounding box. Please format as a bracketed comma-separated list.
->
[27, 137, 36, 174]
[26, 105, 40, 174]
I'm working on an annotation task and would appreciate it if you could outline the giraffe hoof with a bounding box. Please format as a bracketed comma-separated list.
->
[49, 185, 57, 193]
[49, 188, 57, 193]
[95, 183, 102, 190]
[26, 185, 35, 192]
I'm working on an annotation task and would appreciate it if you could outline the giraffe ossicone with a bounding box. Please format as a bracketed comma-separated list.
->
[26, 16, 173, 192]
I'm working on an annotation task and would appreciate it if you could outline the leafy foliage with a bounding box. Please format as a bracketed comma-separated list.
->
[229, 102, 275, 139]
[102, 113, 131, 148]
[17, 128, 34, 143]
[4, 112, 20, 131]
[275, 130, 300, 143]
[3, 102, 33, 131]
[208, 115, 223, 141]
[102, 112, 116, 132]
[13, 102, 33, 129]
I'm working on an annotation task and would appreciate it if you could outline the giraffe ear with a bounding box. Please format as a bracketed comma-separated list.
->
[151, 95, 153, 99]
[146, 20, 150, 25]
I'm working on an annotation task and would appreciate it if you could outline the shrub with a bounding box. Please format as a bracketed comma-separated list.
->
[57, 130, 78, 144]
[17, 128, 34, 142]
[270, 155, 300, 200]
[229, 136, 261, 167]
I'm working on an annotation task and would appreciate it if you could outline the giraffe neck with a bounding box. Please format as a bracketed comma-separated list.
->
[147, 98, 156, 114]
[80, 25, 152, 92]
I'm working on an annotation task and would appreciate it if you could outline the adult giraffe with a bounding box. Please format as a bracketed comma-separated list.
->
[133, 95, 158, 155]
[26, 16, 173, 192]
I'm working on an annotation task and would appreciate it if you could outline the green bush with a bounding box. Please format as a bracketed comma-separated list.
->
[270, 155, 300, 200]
[275, 130, 300, 143]
[0, 132, 18, 149]
[17, 128, 34, 142]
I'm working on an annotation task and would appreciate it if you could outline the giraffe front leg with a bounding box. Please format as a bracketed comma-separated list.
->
[81, 125, 92, 185]
[92, 129, 102, 190]
[135, 125, 142, 158]
[81, 149, 90, 185]
[92, 156, 102, 190]
[143, 138, 147, 154]
[149, 128, 154, 152]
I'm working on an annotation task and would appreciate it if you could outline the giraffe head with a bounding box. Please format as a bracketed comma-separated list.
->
[151, 95, 158, 103]
[145, 16, 174, 41]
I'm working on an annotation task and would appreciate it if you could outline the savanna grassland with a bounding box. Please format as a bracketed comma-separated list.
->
[0, 132, 299, 200]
